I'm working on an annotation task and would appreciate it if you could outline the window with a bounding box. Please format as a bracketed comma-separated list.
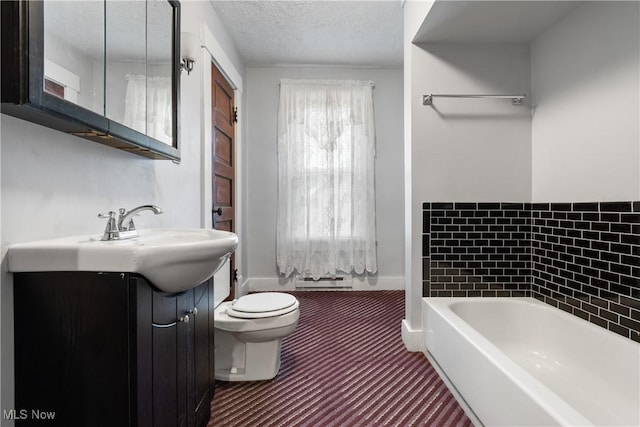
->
[303, 106, 353, 239]
[276, 79, 377, 280]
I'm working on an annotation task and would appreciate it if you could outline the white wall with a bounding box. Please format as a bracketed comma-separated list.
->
[402, 0, 435, 351]
[0, 1, 245, 418]
[531, 1, 640, 202]
[412, 43, 532, 201]
[245, 67, 404, 291]
[404, 41, 532, 344]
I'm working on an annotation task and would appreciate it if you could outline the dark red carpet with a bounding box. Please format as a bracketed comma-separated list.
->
[209, 291, 473, 426]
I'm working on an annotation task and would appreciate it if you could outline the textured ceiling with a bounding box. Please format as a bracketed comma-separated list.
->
[209, 1, 404, 68]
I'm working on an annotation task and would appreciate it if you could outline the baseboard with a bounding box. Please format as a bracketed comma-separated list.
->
[247, 276, 405, 292]
[247, 277, 295, 292]
[401, 319, 424, 352]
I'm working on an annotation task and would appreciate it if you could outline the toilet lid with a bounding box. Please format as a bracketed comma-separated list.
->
[227, 292, 299, 319]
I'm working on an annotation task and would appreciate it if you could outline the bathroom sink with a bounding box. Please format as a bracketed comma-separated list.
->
[7, 228, 238, 294]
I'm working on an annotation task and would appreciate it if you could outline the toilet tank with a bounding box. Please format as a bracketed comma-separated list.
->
[213, 258, 231, 307]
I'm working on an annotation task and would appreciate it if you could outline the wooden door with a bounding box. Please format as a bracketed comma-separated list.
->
[211, 62, 236, 295]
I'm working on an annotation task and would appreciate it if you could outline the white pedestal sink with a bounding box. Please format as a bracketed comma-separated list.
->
[7, 228, 238, 293]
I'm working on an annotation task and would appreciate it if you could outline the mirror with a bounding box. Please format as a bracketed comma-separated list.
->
[105, 1, 147, 135]
[39, 0, 177, 149]
[105, 0, 174, 146]
[146, 0, 174, 146]
[43, 1, 105, 115]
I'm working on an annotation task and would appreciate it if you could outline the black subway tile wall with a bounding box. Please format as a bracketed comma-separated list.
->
[422, 202, 532, 298]
[531, 202, 640, 343]
[422, 201, 640, 343]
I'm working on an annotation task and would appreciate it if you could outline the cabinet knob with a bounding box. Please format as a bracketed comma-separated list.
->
[189, 307, 198, 316]
[179, 315, 190, 323]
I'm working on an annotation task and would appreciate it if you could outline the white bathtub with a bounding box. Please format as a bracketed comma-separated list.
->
[423, 297, 640, 427]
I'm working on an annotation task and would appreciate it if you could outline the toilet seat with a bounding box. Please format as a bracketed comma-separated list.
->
[226, 293, 299, 319]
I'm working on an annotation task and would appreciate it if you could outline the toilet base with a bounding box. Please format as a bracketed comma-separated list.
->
[214, 356, 281, 382]
[214, 332, 284, 381]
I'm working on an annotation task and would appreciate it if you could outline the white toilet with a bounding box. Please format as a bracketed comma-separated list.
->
[214, 292, 300, 381]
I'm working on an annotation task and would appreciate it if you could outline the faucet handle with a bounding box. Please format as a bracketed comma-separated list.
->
[98, 211, 117, 220]
[118, 207, 139, 231]
[98, 211, 119, 241]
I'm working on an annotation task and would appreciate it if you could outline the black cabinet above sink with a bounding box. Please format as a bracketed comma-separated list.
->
[1, 0, 181, 160]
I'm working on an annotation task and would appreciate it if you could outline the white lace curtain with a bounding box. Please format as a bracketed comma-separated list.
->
[123, 74, 172, 145]
[276, 79, 377, 280]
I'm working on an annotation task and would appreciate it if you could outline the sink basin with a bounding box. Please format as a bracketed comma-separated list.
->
[7, 228, 239, 294]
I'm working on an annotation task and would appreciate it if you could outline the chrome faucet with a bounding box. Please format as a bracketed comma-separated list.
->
[98, 205, 163, 240]
[118, 205, 163, 232]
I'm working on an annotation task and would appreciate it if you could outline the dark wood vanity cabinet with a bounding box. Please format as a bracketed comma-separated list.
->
[13, 272, 215, 427]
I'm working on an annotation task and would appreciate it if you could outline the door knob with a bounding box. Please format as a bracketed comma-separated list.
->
[214, 207, 222, 216]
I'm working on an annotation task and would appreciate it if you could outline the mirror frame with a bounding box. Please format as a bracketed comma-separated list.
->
[1, 0, 181, 161]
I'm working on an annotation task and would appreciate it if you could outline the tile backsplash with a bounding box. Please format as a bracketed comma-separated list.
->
[423, 202, 532, 298]
[422, 201, 640, 343]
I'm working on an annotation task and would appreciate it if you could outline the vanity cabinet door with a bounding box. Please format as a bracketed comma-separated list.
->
[131, 276, 190, 427]
[13, 272, 213, 427]
[145, 278, 214, 427]
[190, 279, 215, 426]
[13, 272, 135, 427]
[132, 278, 154, 427]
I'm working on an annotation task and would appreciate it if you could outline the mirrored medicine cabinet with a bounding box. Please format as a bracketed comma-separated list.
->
[1, 0, 181, 160]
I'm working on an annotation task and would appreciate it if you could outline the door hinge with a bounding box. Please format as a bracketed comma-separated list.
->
[233, 268, 238, 282]
[233, 106, 238, 123]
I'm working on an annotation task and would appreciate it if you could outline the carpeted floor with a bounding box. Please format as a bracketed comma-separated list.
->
[209, 291, 473, 427]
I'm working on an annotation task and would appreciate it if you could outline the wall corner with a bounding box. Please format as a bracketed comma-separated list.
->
[401, 319, 424, 352]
